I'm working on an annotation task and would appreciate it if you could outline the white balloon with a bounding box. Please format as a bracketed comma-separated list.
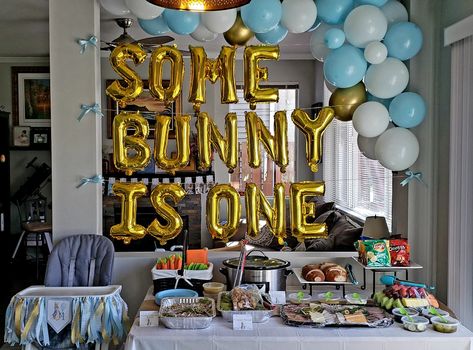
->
[125, 0, 163, 20]
[344, 5, 388, 48]
[191, 22, 218, 42]
[202, 9, 237, 34]
[381, 0, 408, 26]
[357, 135, 378, 160]
[352, 102, 390, 138]
[375, 127, 419, 171]
[365, 57, 409, 99]
[281, 0, 317, 34]
[310, 23, 338, 62]
[364, 41, 388, 64]
[100, 0, 130, 16]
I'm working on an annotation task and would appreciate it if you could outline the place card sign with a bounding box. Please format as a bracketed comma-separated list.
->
[233, 314, 253, 331]
[139, 311, 160, 327]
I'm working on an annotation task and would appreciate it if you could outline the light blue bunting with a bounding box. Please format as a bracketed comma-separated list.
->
[77, 35, 98, 54]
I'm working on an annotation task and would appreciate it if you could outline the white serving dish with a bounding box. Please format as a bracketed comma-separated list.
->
[159, 297, 216, 329]
[216, 292, 273, 323]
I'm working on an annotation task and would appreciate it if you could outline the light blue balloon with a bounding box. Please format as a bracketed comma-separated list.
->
[324, 28, 345, 49]
[389, 92, 426, 128]
[138, 16, 170, 35]
[384, 21, 423, 61]
[241, 0, 282, 34]
[316, 0, 354, 24]
[163, 9, 199, 35]
[324, 44, 367, 88]
[367, 93, 392, 109]
[256, 23, 288, 44]
[307, 17, 321, 32]
[356, 0, 388, 6]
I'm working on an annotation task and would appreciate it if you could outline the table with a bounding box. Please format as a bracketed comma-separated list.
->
[125, 288, 473, 350]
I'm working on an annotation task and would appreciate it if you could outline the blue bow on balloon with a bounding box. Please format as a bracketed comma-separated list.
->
[77, 175, 104, 189]
[400, 170, 425, 187]
[77, 35, 98, 54]
[78, 103, 103, 122]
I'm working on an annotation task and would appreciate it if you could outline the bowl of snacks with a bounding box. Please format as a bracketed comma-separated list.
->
[401, 315, 429, 332]
[155, 289, 199, 305]
[392, 307, 418, 323]
[288, 292, 311, 304]
[345, 293, 367, 305]
[421, 307, 449, 321]
[431, 316, 460, 333]
[317, 291, 341, 304]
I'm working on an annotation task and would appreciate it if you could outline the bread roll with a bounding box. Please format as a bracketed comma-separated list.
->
[306, 269, 325, 282]
[302, 264, 320, 277]
[325, 266, 347, 282]
[320, 262, 338, 273]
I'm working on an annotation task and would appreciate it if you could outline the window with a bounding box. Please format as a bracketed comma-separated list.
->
[229, 86, 298, 195]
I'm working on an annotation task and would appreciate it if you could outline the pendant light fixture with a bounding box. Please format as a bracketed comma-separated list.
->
[145, 0, 250, 12]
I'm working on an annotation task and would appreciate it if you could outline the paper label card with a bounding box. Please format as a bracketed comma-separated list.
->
[233, 314, 253, 330]
[269, 291, 286, 305]
[139, 311, 160, 327]
[47, 298, 72, 334]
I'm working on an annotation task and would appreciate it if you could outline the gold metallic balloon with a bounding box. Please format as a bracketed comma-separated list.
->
[196, 112, 238, 172]
[110, 182, 148, 244]
[147, 183, 186, 245]
[291, 107, 335, 173]
[290, 181, 327, 242]
[223, 13, 254, 47]
[206, 184, 241, 243]
[329, 82, 367, 122]
[189, 46, 238, 110]
[106, 44, 147, 108]
[243, 45, 279, 109]
[245, 183, 286, 245]
[149, 45, 184, 104]
[245, 110, 289, 172]
[154, 114, 191, 173]
[113, 112, 151, 176]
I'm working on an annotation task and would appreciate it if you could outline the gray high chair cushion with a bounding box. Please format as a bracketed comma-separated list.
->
[44, 234, 114, 287]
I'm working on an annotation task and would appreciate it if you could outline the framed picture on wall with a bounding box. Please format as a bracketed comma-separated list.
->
[31, 127, 51, 147]
[106, 79, 182, 139]
[12, 66, 51, 127]
[13, 126, 30, 147]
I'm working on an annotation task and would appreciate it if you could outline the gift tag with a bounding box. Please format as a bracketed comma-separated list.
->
[269, 291, 286, 305]
[233, 314, 253, 330]
[139, 311, 160, 327]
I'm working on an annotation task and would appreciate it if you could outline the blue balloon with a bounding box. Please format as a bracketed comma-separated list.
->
[324, 44, 367, 88]
[241, 0, 282, 34]
[138, 16, 170, 35]
[307, 17, 321, 32]
[384, 22, 423, 61]
[356, 0, 388, 6]
[367, 93, 392, 109]
[389, 92, 426, 128]
[256, 23, 288, 44]
[324, 28, 345, 49]
[163, 9, 199, 35]
[316, 0, 354, 24]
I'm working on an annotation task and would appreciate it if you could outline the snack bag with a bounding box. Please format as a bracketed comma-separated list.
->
[358, 240, 391, 267]
[389, 239, 410, 266]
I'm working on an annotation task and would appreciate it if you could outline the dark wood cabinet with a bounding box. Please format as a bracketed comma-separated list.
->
[0, 112, 10, 255]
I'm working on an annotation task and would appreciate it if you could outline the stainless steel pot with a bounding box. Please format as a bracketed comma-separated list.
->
[219, 250, 292, 292]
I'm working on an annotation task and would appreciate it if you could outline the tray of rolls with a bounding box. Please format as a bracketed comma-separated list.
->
[293, 262, 355, 285]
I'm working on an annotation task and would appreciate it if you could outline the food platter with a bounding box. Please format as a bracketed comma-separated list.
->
[216, 291, 274, 323]
[158, 297, 216, 329]
[292, 268, 354, 285]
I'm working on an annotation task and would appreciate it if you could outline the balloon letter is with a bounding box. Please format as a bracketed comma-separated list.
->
[197, 112, 238, 172]
[207, 184, 241, 243]
[106, 44, 147, 107]
[246, 111, 289, 172]
[244, 46, 280, 109]
[290, 181, 327, 242]
[245, 183, 286, 245]
[154, 115, 191, 173]
[292, 107, 335, 172]
[147, 183, 186, 245]
[113, 112, 151, 176]
[110, 182, 148, 244]
[149, 46, 184, 104]
[189, 46, 238, 110]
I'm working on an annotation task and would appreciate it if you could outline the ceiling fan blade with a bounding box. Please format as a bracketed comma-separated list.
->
[134, 35, 175, 46]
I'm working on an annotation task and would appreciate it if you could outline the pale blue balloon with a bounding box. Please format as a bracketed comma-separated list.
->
[241, 0, 282, 34]
[357, 0, 388, 6]
[324, 28, 345, 49]
[324, 44, 367, 88]
[384, 21, 423, 61]
[316, 0, 354, 24]
[367, 93, 392, 109]
[163, 9, 199, 35]
[138, 16, 170, 35]
[256, 24, 288, 44]
[307, 17, 321, 32]
[389, 92, 426, 128]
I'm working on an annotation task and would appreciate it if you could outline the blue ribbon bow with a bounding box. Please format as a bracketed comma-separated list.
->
[77, 175, 104, 189]
[77, 36, 98, 54]
[400, 170, 425, 186]
[78, 103, 103, 122]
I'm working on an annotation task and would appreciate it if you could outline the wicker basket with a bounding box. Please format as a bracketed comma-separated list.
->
[152, 263, 213, 295]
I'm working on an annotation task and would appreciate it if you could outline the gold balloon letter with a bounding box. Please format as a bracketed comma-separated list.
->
[106, 44, 147, 107]
[243, 45, 279, 109]
[148, 183, 186, 245]
[292, 107, 335, 173]
[197, 112, 238, 172]
[154, 115, 191, 173]
[207, 184, 241, 243]
[290, 181, 327, 242]
[149, 46, 184, 104]
[245, 183, 286, 245]
[110, 182, 148, 244]
[113, 112, 151, 176]
[245, 111, 289, 172]
[189, 46, 238, 109]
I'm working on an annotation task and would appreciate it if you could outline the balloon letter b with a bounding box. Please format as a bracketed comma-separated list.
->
[207, 184, 241, 243]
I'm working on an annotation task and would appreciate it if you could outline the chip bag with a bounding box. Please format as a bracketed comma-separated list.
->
[356, 240, 391, 267]
[389, 239, 410, 266]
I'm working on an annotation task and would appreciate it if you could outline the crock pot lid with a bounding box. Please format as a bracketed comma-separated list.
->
[223, 256, 290, 269]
